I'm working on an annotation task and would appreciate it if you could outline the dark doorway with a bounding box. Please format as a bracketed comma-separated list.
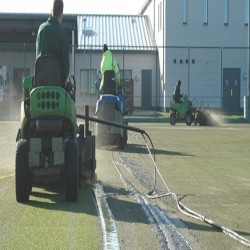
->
[222, 68, 240, 113]
[141, 70, 152, 109]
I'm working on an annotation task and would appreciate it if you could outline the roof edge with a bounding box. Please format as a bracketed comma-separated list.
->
[0, 12, 77, 20]
[138, 0, 153, 15]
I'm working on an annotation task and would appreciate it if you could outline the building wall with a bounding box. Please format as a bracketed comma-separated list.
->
[143, 0, 249, 110]
[74, 50, 158, 110]
[0, 50, 35, 98]
[2, 1, 248, 112]
[143, 0, 166, 109]
[166, 0, 248, 47]
[0, 48, 158, 114]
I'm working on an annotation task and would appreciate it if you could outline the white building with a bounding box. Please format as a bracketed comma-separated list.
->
[76, 15, 157, 111]
[140, 0, 250, 112]
[0, 1, 249, 116]
[0, 13, 157, 115]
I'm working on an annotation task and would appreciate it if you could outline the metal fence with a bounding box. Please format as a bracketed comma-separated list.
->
[0, 43, 249, 120]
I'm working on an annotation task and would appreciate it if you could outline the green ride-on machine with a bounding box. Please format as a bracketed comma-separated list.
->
[169, 94, 218, 126]
[169, 94, 195, 126]
[15, 55, 96, 203]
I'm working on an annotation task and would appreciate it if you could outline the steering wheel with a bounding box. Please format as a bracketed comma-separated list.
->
[67, 75, 76, 100]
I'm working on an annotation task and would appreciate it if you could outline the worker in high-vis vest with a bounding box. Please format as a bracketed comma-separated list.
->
[99, 44, 120, 95]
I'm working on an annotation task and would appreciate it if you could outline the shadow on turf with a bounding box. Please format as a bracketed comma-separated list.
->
[100, 184, 152, 225]
[25, 185, 97, 216]
[99, 184, 211, 228]
[106, 186, 250, 237]
[124, 144, 195, 157]
[26, 183, 250, 238]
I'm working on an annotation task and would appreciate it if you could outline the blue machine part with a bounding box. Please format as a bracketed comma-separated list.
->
[95, 90, 124, 114]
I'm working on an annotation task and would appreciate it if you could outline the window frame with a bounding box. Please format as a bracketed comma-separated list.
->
[80, 68, 97, 95]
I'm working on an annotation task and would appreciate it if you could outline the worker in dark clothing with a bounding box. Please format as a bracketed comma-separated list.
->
[36, 0, 69, 84]
[174, 80, 183, 103]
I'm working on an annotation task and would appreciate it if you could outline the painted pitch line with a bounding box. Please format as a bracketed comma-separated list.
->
[113, 159, 191, 250]
[93, 183, 120, 250]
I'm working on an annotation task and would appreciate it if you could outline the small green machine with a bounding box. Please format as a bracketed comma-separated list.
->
[15, 55, 96, 203]
[169, 95, 195, 126]
[169, 94, 218, 126]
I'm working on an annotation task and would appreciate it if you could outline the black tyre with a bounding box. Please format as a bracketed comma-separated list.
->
[170, 112, 176, 125]
[185, 111, 193, 126]
[15, 139, 30, 203]
[65, 139, 78, 202]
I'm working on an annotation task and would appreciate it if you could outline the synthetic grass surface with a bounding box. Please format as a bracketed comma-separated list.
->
[135, 123, 250, 249]
[0, 122, 102, 250]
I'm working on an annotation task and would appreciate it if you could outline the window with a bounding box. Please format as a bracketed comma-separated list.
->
[182, 0, 188, 24]
[245, 0, 249, 25]
[120, 70, 132, 80]
[80, 69, 97, 94]
[203, 0, 208, 24]
[224, 0, 229, 25]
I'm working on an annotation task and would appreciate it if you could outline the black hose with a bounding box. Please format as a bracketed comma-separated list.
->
[77, 113, 145, 134]
[77, 113, 156, 160]
[77, 112, 250, 247]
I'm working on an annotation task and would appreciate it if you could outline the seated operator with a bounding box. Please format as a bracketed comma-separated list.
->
[174, 80, 183, 103]
[36, 0, 69, 84]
